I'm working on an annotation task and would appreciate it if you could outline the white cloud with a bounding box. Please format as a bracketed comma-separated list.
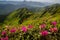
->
[0, 0, 6, 1]
[6, 0, 23, 1]
[0, 0, 60, 3]
[26, 0, 60, 3]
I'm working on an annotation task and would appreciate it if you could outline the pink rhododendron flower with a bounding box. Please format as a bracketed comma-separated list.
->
[1, 38, 4, 40]
[28, 25, 33, 29]
[50, 27, 58, 32]
[1, 36, 8, 40]
[39, 24, 46, 29]
[4, 36, 8, 40]
[10, 28, 16, 33]
[2, 31, 6, 35]
[50, 28, 54, 32]
[21, 26, 27, 32]
[53, 27, 58, 32]
[40, 30, 48, 36]
[51, 21, 57, 26]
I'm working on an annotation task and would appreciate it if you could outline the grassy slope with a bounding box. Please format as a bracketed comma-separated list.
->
[3, 4, 60, 27]
[21, 4, 60, 26]
[4, 8, 33, 26]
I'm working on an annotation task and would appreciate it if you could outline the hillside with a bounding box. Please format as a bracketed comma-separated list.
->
[3, 4, 60, 26]
[0, 1, 51, 15]
[21, 5, 60, 26]
[4, 8, 33, 26]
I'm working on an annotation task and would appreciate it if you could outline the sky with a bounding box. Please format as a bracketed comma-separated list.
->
[0, 0, 60, 3]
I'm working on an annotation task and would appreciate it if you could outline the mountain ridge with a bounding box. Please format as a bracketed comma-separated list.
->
[3, 4, 60, 26]
[0, 1, 52, 15]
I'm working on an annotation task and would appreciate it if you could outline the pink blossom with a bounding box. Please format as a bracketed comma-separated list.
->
[4, 36, 8, 40]
[51, 21, 57, 26]
[1, 36, 8, 40]
[50, 27, 58, 32]
[39, 24, 46, 29]
[50, 28, 54, 32]
[2, 31, 6, 35]
[28, 25, 33, 29]
[53, 27, 58, 32]
[1, 38, 4, 40]
[21, 26, 27, 32]
[40, 30, 48, 36]
[10, 28, 16, 33]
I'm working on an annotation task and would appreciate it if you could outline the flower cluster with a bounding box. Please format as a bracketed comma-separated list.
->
[0, 24, 34, 40]
[0, 21, 58, 40]
[39, 21, 58, 36]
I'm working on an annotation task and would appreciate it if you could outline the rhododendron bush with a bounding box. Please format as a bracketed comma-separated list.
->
[0, 21, 60, 40]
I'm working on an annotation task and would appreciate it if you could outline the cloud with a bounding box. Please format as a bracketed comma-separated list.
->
[0, 0, 60, 3]
[6, 0, 23, 1]
[0, 0, 6, 1]
[26, 0, 60, 3]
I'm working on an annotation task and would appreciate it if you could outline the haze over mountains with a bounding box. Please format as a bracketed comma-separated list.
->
[0, 1, 51, 15]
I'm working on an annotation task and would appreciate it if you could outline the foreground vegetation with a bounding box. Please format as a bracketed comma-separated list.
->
[0, 21, 60, 40]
